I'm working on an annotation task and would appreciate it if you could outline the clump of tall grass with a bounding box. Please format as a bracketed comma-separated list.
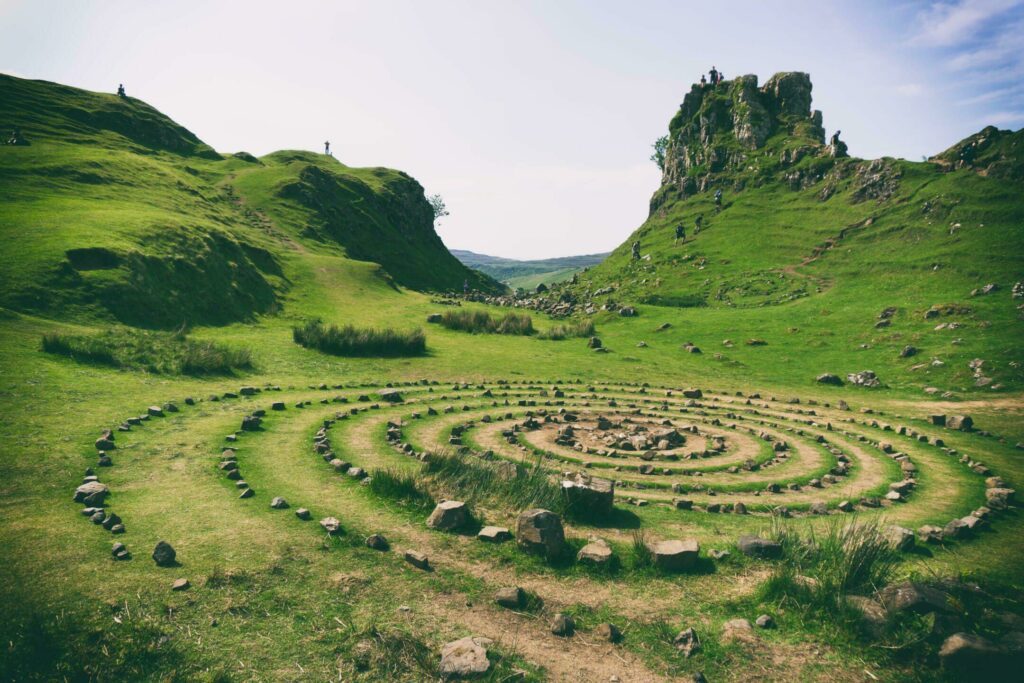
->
[422, 451, 564, 513]
[537, 319, 595, 340]
[367, 468, 434, 512]
[760, 518, 901, 613]
[41, 328, 252, 375]
[436, 309, 534, 335]
[292, 319, 426, 357]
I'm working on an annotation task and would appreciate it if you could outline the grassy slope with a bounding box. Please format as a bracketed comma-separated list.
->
[1, 72, 1023, 681]
[452, 249, 608, 288]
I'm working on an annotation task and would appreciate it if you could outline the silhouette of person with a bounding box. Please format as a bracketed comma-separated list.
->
[631, 241, 641, 260]
[830, 130, 841, 146]
[324, 140, 331, 156]
[675, 224, 686, 243]
[709, 66, 719, 86]
[700, 74, 707, 88]
[117, 83, 126, 97]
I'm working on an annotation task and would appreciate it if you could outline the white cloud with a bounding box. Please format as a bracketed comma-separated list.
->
[894, 83, 926, 96]
[913, 0, 1021, 46]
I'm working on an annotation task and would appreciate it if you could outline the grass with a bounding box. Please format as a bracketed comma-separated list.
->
[41, 327, 253, 375]
[435, 310, 535, 335]
[367, 468, 435, 512]
[537, 319, 595, 340]
[422, 451, 565, 514]
[293, 319, 426, 357]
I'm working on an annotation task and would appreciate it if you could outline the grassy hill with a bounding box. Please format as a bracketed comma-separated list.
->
[1, 71, 1023, 683]
[0, 74, 499, 329]
[452, 249, 609, 289]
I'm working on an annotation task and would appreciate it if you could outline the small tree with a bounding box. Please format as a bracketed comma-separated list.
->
[427, 194, 449, 223]
[651, 135, 669, 171]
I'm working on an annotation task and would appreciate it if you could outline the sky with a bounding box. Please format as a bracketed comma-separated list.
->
[1, 0, 1022, 259]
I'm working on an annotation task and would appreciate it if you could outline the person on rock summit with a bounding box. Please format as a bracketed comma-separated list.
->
[116, 83, 126, 98]
[708, 66, 718, 86]
[324, 140, 331, 156]
[700, 74, 707, 88]
[830, 130, 842, 146]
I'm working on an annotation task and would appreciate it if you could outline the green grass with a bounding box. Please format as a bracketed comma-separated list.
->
[536, 319, 595, 340]
[293, 319, 427, 357]
[41, 326, 253, 375]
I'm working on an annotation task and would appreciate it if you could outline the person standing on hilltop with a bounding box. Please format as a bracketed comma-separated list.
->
[324, 140, 331, 156]
[714, 189, 723, 211]
[631, 240, 641, 260]
[709, 66, 718, 86]
[694, 213, 704, 234]
[116, 83, 125, 98]
[830, 130, 841, 146]
[675, 223, 686, 243]
[700, 74, 707, 88]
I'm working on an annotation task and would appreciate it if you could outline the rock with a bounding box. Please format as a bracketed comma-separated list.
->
[427, 500, 469, 531]
[899, 345, 918, 358]
[550, 613, 575, 637]
[596, 622, 622, 643]
[495, 587, 524, 609]
[837, 500, 854, 512]
[74, 481, 109, 505]
[878, 581, 952, 615]
[379, 389, 403, 403]
[884, 526, 915, 551]
[561, 473, 614, 516]
[737, 535, 782, 559]
[111, 542, 130, 560]
[577, 539, 614, 565]
[320, 517, 342, 534]
[673, 628, 701, 657]
[171, 578, 190, 591]
[587, 336, 602, 349]
[152, 541, 176, 567]
[365, 533, 389, 551]
[295, 508, 311, 520]
[239, 487, 255, 499]
[809, 502, 828, 515]
[648, 539, 699, 571]
[721, 618, 755, 643]
[477, 526, 511, 543]
[95, 437, 116, 451]
[946, 415, 973, 431]
[240, 415, 262, 431]
[404, 550, 429, 570]
[847, 595, 888, 635]
[426, 313, 442, 323]
[682, 388, 703, 399]
[816, 373, 843, 386]
[271, 401, 286, 411]
[847, 370, 881, 388]
[515, 509, 566, 558]
[986, 488, 1015, 509]
[709, 549, 730, 560]
[439, 636, 491, 678]
[929, 414, 946, 427]
[270, 496, 289, 509]
[939, 633, 1003, 670]
[147, 406, 164, 417]
[755, 614, 775, 629]
[917, 524, 944, 543]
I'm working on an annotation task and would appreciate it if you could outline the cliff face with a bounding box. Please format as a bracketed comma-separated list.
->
[658, 72, 828, 204]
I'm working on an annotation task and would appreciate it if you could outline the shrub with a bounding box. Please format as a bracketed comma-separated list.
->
[537, 319, 595, 340]
[41, 328, 252, 375]
[436, 310, 534, 335]
[292, 320, 426, 357]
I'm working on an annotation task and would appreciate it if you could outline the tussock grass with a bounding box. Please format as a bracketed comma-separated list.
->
[292, 319, 426, 357]
[367, 468, 434, 512]
[422, 451, 564, 513]
[436, 309, 534, 335]
[537, 319, 595, 340]
[41, 327, 252, 375]
[760, 518, 900, 612]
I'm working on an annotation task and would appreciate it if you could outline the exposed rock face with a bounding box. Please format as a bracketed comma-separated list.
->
[659, 72, 825, 202]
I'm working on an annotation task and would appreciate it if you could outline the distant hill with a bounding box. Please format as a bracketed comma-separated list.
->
[451, 249, 608, 289]
[0, 73, 501, 328]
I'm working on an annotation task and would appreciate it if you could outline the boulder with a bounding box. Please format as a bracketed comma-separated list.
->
[365, 533, 389, 551]
[878, 581, 952, 615]
[74, 481, 109, 505]
[577, 539, 614, 565]
[147, 406, 164, 417]
[427, 500, 469, 531]
[946, 415, 973, 431]
[439, 636, 491, 678]
[494, 587, 524, 609]
[737, 535, 782, 559]
[550, 613, 575, 637]
[648, 539, 699, 571]
[721, 618, 756, 643]
[295, 508, 312, 521]
[515, 509, 566, 557]
[270, 497, 289, 509]
[379, 389, 403, 403]
[152, 541, 176, 567]
[673, 628, 701, 657]
[241, 415, 262, 431]
[884, 526, 915, 551]
[404, 550, 430, 570]
[561, 473, 614, 517]
[171, 578, 190, 591]
[755, 614, 776, 629]
[320, 517, 342, 534]
[816, 373, 843, 386]
[596, 622, 622, 643]
[95, 437, 116, 451]
[939, 633, 1003, 670]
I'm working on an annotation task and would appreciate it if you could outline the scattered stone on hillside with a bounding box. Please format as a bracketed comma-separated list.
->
[365, 533, 389, 551]
[238, 487, 254, 499]
[439, 636, 491, 678]
[847, 595, 888, 635]
[379, 389, 403, 403]
[550, 613, 575, 637]
[816, 373, 843, 386]
[683, 343, 702, 354]
[721, 618, 756, 643]
[404, 549, 430, 570]
[946, 415, 973, 431]
[295, 508, 312, 520]
[171, 578, 190, 591]
[515, 509, 565, 557]
[899, 345, 919, 358]
[95, 436, 116, 451]
[426, 313, 443, 323]
[620, 306, 636, 317]
[755, 614, 776, 629]
[587, 336, 602, 349]
[596, 622, 622, 643]
[884, 526, 915, 551]
[985, 488, 1015, 509]
[809, 502, 828, 515]
[495, 586, 524, 609]
[241, 415, 262, 431]
[477, 526, 511, 543]
[148, 406, 164, 417]
[938, 632, 1003, 670]
[847, 370, 881, 387]
[74, 481, 109, 505]
[270, 497, 289, 509]
[648, 539, 699, 571]
[320, 517, 342, 534]
[271, 401, 286, 411]
[427, 500, 468, 531]
[878, 581, 952, 615]
[577, 539, 614, 565]
[737, 535, 782, 559]
[837, 500, 854, 512]
[673, 627, 701, 657]
[561, 473, 614, 516]
[152, 541, 176, 567]
[111, 542, 130, 560]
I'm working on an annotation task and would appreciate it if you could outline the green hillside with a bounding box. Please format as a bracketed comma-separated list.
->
[0, 74, 499, 329]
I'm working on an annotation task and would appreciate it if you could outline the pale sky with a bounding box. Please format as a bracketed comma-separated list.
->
[2, 0, 1022, 258]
